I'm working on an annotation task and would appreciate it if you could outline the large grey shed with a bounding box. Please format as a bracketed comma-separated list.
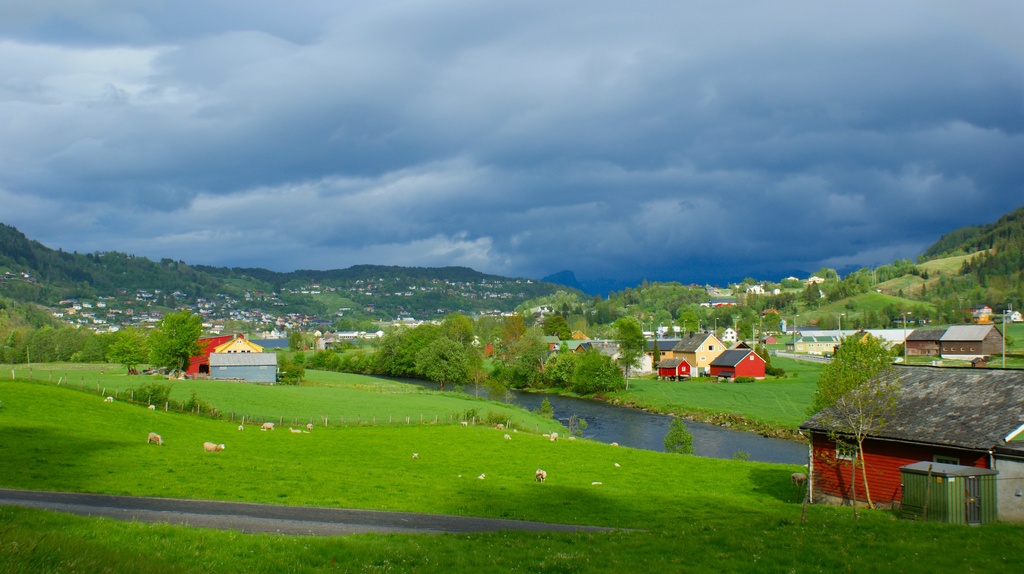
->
[209, 352, 278, 383]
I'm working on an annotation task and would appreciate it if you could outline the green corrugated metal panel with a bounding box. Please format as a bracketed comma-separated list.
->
[900, 462, 998, 524]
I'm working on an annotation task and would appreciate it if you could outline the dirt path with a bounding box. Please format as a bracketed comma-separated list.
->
[0, 488, 617, 536]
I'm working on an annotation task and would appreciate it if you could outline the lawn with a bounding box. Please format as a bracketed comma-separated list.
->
[614, 356, 822, 432]
[2, 376, 1024, 573]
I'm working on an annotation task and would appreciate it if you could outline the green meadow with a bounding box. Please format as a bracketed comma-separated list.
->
[3, 365, 1024, 572]
[614, 357, 822, 433]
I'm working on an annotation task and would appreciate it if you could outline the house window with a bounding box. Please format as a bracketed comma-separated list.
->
[835, 442, 857, 461]
[708, 345, 714, 351]
[934, 455, 959, 465]
[700, 356, 706, 362]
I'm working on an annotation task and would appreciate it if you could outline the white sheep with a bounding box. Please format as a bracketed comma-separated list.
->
[412, 453, 419, 459]
[147, 432, 163, 446]
[535, 469, 547, 482]
[496, 423, 504, 430]
[104, 396, 114, 403]
[791, 472, 808, 486]
[567, 436, 576, 441]
[289, 428, 301, 433]
[203, 442, 225, 452]
[549, 432, 559, 442]
[460, 421, 468, 426]
[610, 442, 619, 447]
[591, 481, 602, 486]
[148, 404, 156, 411]
[478, 473, 486, 480]
[306, 423, 313, 431]
[504, 434, 512, 440]
[614, 462, 621, 468]
[238, 424, 244, 431]
[261, 422, 275, 431]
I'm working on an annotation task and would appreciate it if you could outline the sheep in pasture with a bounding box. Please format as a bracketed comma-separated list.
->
[238, 424, 244, 431]
[148, 404, 156, 411]
[591, 482, 602, 486]
[460, 421, 468, 426]
[478, 473, 486, 480]
[791, 472, 807, 487]
[549, 432, 559, 442]
[614, 463, 621, 468]
[567, 436, 576, 441]
[535, 469, 547, 482]
[203, 442, 225, 452]
[412, 453, 419, 459]
[306, 423, 313, 431]
[496, 423, 504, 430]
[610, 442, 619, 447]
[104, 396, 114, 403]
[147, 432, 163, 446]
[289, 428, 301, 433]
[504, 434, 511, 440]
[261, 422, 275, 431]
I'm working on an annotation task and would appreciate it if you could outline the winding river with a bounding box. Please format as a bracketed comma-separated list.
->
[406, 380, 807, 465]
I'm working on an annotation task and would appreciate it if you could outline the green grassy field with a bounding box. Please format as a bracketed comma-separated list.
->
[614, 357, 821, 434]
[3, 376, 1024, 572]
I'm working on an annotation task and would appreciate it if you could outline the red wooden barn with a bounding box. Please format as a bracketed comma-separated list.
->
[657, 358, 692, 380]
[708, 349, 765, 380]
[186, 335, 234, 376]
[800, 367, 1024, 513]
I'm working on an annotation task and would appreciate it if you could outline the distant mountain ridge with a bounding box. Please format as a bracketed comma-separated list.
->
[0, 223, 570, 320]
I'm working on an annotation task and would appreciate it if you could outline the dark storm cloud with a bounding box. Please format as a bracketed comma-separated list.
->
[0, 1, 1021, 285]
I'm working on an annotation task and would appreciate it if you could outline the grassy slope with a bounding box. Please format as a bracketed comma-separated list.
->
[3, 377, 1024, 573]
[614, 357, 820, 430]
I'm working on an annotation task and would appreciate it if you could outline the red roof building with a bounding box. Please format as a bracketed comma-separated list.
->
[186, 335, 234, 376]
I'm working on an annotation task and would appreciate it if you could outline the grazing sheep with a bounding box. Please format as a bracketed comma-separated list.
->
[591, 481, 602, 486]
[412, 453, 419, 459]
[261, 422, 275, 431]
[104, 396, 114, 403]
[549, 432, 559, 442]
[478, 473, 486, 480]
[289, 428, 301, 433]
[610, 442, 619, 447]
[567, 436, 576, 441]
[306, 423, 313, 431]
[791, 472, 808, 486]
[504, 434, 512, 440]
[203, 442, 225, 452]
[147, 432, 163, 446]
[148, 404, 156, 411]
[496, 423, 504, 430]
[460, 421, 468, 426]
[614, 463, 621, 468]
[238, 424, 244, 431]
[535, 469, 547, 482]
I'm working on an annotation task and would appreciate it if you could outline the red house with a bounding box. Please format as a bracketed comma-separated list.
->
[186, 335, 234, 376]
[800, 367, 1024, 512]
[708, 349, 766, 380]
[657, 358, 692, 380]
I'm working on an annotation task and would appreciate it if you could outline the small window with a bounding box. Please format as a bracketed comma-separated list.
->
[836, 443, 857, 461]
[934, 455, 959, 465]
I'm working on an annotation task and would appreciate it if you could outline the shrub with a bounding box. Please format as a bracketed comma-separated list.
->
[733, 376, 756, 384]
[663, 418, 694, 454]
[132, 381, 173, 406]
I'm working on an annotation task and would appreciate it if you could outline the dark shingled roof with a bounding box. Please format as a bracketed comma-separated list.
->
[800, 366, 1024, 451]
[672, 332, 715, 353]
[658, 358, 685, 369]
[710, 349, 753, 367]
[905, 329, 947, 342]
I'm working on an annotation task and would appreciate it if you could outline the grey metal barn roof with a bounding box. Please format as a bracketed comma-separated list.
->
[801, 366, 1024, 451]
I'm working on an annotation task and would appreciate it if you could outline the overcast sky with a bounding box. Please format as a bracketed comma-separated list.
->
[1, 2, 1021, 286]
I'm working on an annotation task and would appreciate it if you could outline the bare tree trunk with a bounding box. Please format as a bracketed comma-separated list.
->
[857, 439, 874, 509]
[850, 456, 860, 520]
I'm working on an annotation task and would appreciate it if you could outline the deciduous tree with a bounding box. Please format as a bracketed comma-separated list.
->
[613, 317, 645, 390]
[148, 310, 202, 373]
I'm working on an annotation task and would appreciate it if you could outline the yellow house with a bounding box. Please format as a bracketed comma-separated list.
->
[213, 335, 264, 354]
[671, 332, 726, 376]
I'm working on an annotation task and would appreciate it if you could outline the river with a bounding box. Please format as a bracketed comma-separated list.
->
[404, 380, 807, 465]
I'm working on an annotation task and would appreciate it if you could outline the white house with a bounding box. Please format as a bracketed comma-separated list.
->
[721, 327, 737, 343]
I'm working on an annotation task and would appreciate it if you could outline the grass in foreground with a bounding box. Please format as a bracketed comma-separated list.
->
[2, 377, 1024, 572]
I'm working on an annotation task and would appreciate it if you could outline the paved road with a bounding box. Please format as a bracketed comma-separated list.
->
[0, 488, 617, 536]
